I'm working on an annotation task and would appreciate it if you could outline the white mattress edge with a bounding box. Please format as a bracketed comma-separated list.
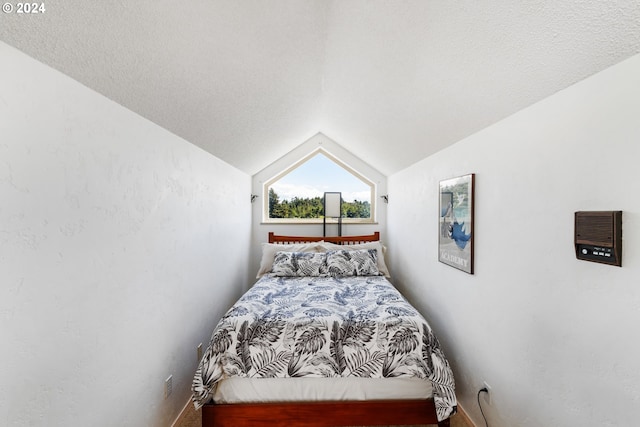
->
[213, 377, 433, 403]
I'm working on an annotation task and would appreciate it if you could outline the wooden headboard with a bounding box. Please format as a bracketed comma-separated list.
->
[268, 231, 380, 245]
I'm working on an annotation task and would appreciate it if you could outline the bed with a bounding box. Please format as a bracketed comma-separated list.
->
[192, 232, 456, 427]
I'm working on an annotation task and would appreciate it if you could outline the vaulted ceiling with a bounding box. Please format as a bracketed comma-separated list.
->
[2, 1, 639, 176]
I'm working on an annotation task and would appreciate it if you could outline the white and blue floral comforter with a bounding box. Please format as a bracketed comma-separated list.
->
[192, 274, 457, 421]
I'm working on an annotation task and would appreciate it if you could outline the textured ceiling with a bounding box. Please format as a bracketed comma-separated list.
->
[1, 1, 639, 176]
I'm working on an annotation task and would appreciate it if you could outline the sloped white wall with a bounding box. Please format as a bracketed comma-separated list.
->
[0, 42, 251, 427]
[388, 53, 640, 426]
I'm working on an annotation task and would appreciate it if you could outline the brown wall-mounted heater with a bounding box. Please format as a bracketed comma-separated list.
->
[574, 211, 622, 266]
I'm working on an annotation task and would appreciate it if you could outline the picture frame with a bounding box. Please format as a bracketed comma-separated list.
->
[439, 173, 475, 274]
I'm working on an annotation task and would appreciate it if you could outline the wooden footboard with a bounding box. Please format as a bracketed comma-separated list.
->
[202, 399, 450, 427]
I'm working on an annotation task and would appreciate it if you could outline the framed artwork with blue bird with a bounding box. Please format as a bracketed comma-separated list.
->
[439, 173, 474, 274]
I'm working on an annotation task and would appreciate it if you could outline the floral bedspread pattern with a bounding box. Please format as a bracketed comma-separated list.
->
[192, 275, 457, 421]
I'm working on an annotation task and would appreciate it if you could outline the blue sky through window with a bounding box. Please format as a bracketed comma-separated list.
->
[270, 153, 371, 203]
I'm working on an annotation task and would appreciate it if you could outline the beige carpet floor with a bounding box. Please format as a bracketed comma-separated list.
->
[174, 402, 473, 427]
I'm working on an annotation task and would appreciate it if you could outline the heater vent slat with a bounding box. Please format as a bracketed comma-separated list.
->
[575, 215, 613, 244]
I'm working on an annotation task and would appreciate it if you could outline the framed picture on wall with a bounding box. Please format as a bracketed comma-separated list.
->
[439, 173, 475, 274]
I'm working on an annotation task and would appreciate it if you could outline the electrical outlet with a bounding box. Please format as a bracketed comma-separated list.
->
[482, 381, 492, 405]
[164, 375, 173, 399]
[197, 343, 203, 362]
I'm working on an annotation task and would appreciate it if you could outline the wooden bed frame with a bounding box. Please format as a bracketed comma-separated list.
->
[267, 231, 380, 245]
[201, 232, 451, 427]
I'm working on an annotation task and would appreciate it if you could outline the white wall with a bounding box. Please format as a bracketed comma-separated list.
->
[388, 53, 640, 427]
[0, 42, 251, 427]
[251, 132, 387, 281]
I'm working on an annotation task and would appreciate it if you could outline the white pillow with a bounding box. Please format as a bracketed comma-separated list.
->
[318, 241, 390, 278]
[256, 242, 322, 278]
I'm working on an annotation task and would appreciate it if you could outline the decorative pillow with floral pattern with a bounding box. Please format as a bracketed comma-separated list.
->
[325, 249, 380, 276]
[271, 251, 328, 276]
